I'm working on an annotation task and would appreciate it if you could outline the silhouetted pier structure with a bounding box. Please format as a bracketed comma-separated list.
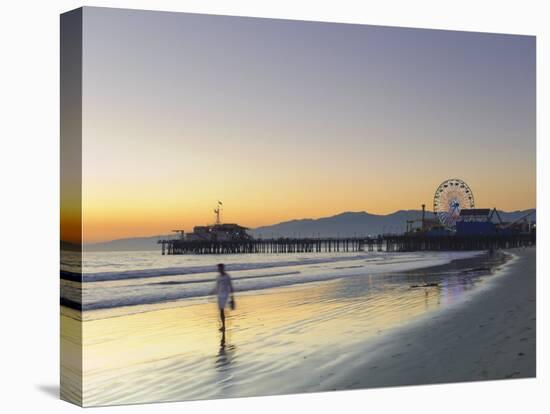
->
[158, 233, 535, 255]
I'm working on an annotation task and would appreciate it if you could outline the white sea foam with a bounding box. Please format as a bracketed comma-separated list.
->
[61, 251, 484, 312]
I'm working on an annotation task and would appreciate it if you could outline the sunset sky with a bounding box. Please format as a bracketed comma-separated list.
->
[78, 7, 535, 243]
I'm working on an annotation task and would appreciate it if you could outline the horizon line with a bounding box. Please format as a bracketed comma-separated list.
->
[68, 206, 537, 245]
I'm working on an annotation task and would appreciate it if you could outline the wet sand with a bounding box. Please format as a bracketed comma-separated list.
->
[60, 249, 535, 406]
[327, 247, 536, 390]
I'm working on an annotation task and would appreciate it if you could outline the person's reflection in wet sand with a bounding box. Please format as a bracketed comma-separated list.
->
[216, 329, 236, 370]
[213, 330, 237, 396]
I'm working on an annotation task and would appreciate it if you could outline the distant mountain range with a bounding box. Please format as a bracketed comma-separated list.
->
[250, 209, 536, 239]
[82, 209, 535, 252]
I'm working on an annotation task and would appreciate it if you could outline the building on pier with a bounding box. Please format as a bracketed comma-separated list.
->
[186, 223, 252, 242]
[455, 208, 496, 236]
[456, 208, 535, 236]
[182, 202, 252, 242]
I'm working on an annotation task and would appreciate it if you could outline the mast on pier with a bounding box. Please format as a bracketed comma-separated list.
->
[214, 200, 223, 225]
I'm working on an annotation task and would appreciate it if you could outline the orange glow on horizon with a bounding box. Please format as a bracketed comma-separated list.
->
[79, 178, 535, 244]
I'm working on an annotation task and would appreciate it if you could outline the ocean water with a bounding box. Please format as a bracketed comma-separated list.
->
[62, 250, 490, 318]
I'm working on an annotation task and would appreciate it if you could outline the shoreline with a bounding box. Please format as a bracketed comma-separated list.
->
[62, 250, 486, 316]
[326, 247, 536, 390]
[61, 247, 536, 406]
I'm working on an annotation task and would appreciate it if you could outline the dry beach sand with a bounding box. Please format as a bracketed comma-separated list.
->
[326, 247, 536, 390]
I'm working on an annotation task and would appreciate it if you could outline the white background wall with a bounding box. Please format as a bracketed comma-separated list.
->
[0, 1, 548, 413]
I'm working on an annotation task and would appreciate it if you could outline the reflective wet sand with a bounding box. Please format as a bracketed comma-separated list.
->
[61, 252, 509, 406]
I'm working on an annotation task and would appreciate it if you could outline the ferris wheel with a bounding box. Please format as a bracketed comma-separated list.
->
[433, 178, 475, 228]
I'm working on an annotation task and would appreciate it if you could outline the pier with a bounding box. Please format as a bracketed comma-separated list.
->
[158, 233, 535, 255]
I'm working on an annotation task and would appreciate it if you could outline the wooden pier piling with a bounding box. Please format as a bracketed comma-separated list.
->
[158, 233, 534, 255]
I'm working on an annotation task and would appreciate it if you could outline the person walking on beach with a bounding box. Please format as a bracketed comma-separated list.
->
[215, 263, 235, 332]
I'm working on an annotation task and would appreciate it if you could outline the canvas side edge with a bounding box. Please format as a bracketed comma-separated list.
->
[60, 7, 83, 407]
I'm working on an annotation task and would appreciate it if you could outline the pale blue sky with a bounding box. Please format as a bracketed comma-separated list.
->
[80, 7, 535, 241]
